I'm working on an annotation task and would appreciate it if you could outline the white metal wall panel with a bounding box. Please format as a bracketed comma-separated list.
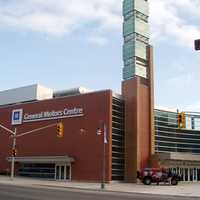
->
[0, 84, 53, 106]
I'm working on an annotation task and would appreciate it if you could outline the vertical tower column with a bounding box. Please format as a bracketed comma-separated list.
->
[122, 0, 154, 182]
[123, 0, 149, 80]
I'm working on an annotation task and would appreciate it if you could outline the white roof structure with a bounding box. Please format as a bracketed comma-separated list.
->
[0, 84, 53, 106]
[155, 105, 178, 113]
[53, 87, 92, 98]
[0, 84, 122, 106]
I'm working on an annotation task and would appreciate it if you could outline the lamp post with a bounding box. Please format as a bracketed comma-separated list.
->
[97, 122, 107, 189]
[11, 128, 17, 180]
[101, 129, 106, 189]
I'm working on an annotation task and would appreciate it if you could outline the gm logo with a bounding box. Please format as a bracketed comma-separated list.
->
[12, 109, 23, 125]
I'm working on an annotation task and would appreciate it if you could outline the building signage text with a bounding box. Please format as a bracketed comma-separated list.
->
[11, 107, 84, 125]
[23, 107, 84, 123]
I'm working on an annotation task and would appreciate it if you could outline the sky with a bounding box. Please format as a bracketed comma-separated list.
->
[0, 0, 200, 111]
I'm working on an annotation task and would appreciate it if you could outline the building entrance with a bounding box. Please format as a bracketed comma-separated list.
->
[11, 156, 74, 180]
[170, 167, 200, 182]
[55, 164, 71, 180]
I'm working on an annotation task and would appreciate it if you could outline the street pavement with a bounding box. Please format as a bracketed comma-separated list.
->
[0, 176, 200, 199]
[0, 184, 199, 200]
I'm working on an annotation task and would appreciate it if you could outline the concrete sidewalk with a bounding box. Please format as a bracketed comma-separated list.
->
[0, 176, 200, 198]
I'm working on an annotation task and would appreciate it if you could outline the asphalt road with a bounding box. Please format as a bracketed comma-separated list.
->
[0, 184, 198, 200]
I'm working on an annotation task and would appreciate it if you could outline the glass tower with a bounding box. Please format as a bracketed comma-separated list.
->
[123, 0, 149, 80]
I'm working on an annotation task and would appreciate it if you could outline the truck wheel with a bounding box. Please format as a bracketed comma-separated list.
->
[171, 179, 178, 186]
[143, 177, 152, 185]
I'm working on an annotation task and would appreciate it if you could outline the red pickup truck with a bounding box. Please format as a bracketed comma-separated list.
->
[137, 168, 180, 185]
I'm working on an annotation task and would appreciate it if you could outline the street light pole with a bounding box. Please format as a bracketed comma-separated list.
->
[101, 123, 107, 190]
[101, 135, 106, 189]
[11, 128, 17, 180]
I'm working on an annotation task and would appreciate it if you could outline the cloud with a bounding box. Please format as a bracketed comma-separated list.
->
[150, 0, 200, 48]
[0, 0, 200, 48]
[0, 0, 122, 38]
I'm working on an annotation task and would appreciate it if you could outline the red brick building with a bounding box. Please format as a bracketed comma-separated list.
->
[0, 87, 125, 182]
[0, 44, 155, 183]
[0, 46, 155, 183]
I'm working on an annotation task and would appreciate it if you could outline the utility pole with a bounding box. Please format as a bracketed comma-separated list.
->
[0, 122, 63, 180]
[96, 122, 107, 189]
[11, 128, 17, 180]
[100, 123, 107, 189]
[0, 124, 15, 180]
[101, 130, 106, 189]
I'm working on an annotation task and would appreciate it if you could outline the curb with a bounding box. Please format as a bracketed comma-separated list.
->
[33, 184, 200, 199]
[0, 181, 200, 199]
[0, 179, 200, 199]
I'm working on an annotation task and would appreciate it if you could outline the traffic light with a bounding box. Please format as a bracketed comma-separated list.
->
[57, 122, 64, 138]
[178, 113, 182, 127]
[178, 112, 186, 129]
[181, 112, 186, 128]
[11, 148, 17, 157]
[195, 39, 200, 51]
